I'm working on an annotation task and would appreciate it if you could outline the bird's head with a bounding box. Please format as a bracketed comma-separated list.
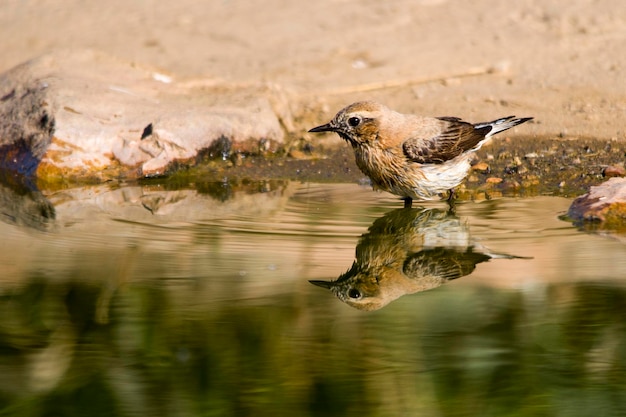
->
[309, 101, 388, 147]
[309, 263, 393, 311]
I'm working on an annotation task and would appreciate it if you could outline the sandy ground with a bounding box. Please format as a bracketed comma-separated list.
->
[1, 0, 625, 141]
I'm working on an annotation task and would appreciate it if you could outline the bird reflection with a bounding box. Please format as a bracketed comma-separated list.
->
[311, 207, 526, 311]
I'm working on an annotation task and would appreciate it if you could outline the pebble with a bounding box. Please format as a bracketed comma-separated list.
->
[472, 162, 490, 173]
[602, 165, 626, 178]
[501, 179, 521, 190]
[288, 149, 307, 159]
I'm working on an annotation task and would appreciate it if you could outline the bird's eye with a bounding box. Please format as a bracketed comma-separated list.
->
[347, 116, 361, 127]
[348, 288, 362, 299]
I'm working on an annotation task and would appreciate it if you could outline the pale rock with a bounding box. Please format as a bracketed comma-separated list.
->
[0, 50, 287, 180]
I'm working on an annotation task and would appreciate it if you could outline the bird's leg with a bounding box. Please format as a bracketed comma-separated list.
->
[403, 197, 413, 209]
[446, 189, 457, 212]
[446, 189, 456, 202]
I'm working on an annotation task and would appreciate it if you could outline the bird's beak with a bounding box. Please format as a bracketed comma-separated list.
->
[308, 123, 335, 133]
[309, 280, 334, 289]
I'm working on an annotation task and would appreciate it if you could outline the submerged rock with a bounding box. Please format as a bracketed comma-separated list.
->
[568, 177, 626, 228]
[0, 50, 286, 182]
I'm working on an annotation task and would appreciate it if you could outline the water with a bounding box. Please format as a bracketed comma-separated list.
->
[1, 179, 626, 417]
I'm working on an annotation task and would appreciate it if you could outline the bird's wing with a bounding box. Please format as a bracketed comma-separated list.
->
[402, 118, 492, 164]
[402, 247, 491, 281]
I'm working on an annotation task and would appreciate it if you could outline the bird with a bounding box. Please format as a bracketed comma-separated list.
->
[309, 101, 532, 207]
[310, 207, 529, 311]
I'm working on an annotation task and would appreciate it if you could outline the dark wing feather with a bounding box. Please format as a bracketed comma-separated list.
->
[402, 118, 492, 164]
[403, 248, 491, 281]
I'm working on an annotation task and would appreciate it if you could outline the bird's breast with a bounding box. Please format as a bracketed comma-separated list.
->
[354, 146, 414, 188]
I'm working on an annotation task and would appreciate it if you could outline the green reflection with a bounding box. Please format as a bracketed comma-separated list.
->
[1, 275, 626, 416]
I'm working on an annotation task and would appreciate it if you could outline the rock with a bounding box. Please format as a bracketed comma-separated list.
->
[0, 50, 287, 181]
[602, 165, 626, 178]
[471, 161, 490, 173]
[288, 149, 307, 159]
[501, 179, 521, 191]
[568, 177, 626, 227]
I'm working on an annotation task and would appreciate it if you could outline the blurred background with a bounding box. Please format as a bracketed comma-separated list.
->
[1, 0, 624, 137]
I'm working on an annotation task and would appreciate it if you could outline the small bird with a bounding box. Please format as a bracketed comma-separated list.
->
[309, 101, 532, 207]
[310, 207, 529, 311]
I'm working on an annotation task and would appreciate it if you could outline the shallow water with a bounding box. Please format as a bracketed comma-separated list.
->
[1, 180, 626, 417]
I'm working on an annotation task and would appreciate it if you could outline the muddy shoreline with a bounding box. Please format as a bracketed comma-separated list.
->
[145, 134, 625, 201]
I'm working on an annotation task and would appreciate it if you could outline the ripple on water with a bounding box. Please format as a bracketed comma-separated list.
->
[2, 182, 626, 417]
[1, 182, 626, 288]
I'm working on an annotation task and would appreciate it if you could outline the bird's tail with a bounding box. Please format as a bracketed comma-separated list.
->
[476, 116, 533, 137]
[472, 242, 533, 260]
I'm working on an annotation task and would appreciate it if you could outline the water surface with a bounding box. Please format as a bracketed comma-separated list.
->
[1, 181, 625, 416]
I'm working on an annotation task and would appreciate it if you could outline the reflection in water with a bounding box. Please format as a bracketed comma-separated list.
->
[2, 262, 626, 416]
[311, 208, 528, 310]
[0, 173, 55, 231]
[1, 183, 626, 416]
